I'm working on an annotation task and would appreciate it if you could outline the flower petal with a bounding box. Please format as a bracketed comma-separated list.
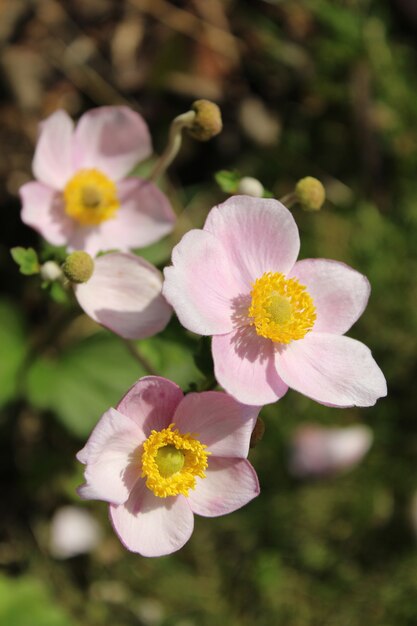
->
[100, 178, 175, 248]
[188, 457, 259, 517]
[203, 195, 300, 282]
[110, 481, 194, 556]
[275, 332, 387, 407]
[212, 328, 288, 405]
[20, 181, 75, 246]
[74, 253, 172, 340]
[289, 259, 371, 335]
[116, 376, 184, 435]
[77, 408, 144, 505]
[163, 228, 249, 335]
[73, 106, 152, 180]
[173, 391, 259, 458]
[33, 110, 75, 189]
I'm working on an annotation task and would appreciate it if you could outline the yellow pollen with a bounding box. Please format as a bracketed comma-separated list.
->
[63, 169, 120, 226]
[248, 272, 316, 344]
[141, 424, 209, 498]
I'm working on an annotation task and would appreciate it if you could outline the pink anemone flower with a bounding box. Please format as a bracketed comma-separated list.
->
[288, 424, 373, 478]
[163, 195, 387, 407]
[77, 376, 260, 557]
[20, 107, 175, 255]
[74, 252, 172, 340]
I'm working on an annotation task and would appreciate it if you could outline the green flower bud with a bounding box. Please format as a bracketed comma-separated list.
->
[250, 417, 265, 449]
[295, 176, 325, 211]
[62, 251, 94, 284]
[188, 100, 222, 141]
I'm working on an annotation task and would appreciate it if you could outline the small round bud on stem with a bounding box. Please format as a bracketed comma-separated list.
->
[188, 100, 222, 142]
[250, 417, 265, 449]
[62, 251, 94, 284]
[237, 176, 264, 198]
[40, 261, 63, 282]
[295, 177, 326, 211]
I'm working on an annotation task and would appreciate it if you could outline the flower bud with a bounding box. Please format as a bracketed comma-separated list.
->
[62, 251, 94, 284]
[188, 100, 222, 141]
[250, 417, 265, 448]
[40, 260, 63, 282]
[295, 176, 325, 211]
[237, 176, 264, 198]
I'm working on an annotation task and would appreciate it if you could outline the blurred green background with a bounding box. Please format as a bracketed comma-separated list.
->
[1, 0, 416, 624]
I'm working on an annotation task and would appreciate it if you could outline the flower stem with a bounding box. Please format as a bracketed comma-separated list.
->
[279, 192, 297, 208]
[123, 339, 158, 376]
[149, 110, 196, 181]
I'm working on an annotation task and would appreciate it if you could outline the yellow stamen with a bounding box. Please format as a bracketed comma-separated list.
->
[63, 169, 120, 225]
[141, 424, 209, 498]
[248, 272, 316, 344]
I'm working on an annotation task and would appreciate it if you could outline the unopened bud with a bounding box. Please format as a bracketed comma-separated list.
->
[295, 176, 325, 211]
[62, 251, 94, 284]
[250, 417, 265, 448]
[40, 260, 63, 282]
[237, 176, 264, 198]
[188, 100, 222, 141]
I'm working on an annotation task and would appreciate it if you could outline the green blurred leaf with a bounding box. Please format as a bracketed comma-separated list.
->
[25, 333, 144, 437]
[10, 247, 40, 275]
[0, 300, 27, 407]
[0, 575, 74, 626]
[215, 170, 241, 193]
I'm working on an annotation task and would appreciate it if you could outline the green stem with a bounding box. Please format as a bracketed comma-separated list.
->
[149, 110, 196, 181]
[123, 340, 158, 376]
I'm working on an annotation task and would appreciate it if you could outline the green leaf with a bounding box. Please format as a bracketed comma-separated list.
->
[193, 336, 214, 379]
[0, 574, 74, 626]
[25, 333, 144, 437]
[0, 300, 27, 407]
[215, 170, 241, 193]
[10, 247, 40, 275]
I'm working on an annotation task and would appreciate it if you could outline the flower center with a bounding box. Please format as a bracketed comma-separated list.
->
[141, 424, 209, 498]
[248, 272, 316, 344]
[63, 169, 120, 226]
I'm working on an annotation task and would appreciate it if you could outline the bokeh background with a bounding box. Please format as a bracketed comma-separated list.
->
[1, 0, 416, 624]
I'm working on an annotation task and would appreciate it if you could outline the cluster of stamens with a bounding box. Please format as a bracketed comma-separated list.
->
[63, 168, 120, 225]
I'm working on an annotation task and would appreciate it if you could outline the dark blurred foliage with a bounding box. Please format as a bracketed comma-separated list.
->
[1, 0, 417, 624]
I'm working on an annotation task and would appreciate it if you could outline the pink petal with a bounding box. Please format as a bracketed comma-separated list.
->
[100, 178, 175, 248]
[203, 195, 300, 283]
[275, 332, 387, 407]
[116, 376, 184, 435]
[77, 408, 144, 505]
[289, 424, 373, 477]
[289, 259, 371, 335]
[73, 106, 152, 181]
[212, 327, 288, 405]
[110, 480, 194, 556]
[188, 457, 259, 517]
[33, 110, 75, 189]
[163, 229, 248, 335]
[20, 181, 75, 246]
[173, 392, 259, 458]
[74, 253, 172, 340]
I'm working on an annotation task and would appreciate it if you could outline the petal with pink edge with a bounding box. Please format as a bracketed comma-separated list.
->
[73, 106, 152, 181]
[275, 332, 387, 407]
[188, 457, 259, 517]
[110, 481, 194, 556]
[117, 376, 184, 435]
[212, 327, 288, 405]
[163, 229, 249, 336]
[100, 178, 175, 248]
[33, 110, 75, 189]
[289, 259, 371, 335]
[203, 195, 300, 282]
[74, 253, 172, 340]
[173, 392, 259, 458]
[20, 181, 75, 246]
[77, 408, 144, 505]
